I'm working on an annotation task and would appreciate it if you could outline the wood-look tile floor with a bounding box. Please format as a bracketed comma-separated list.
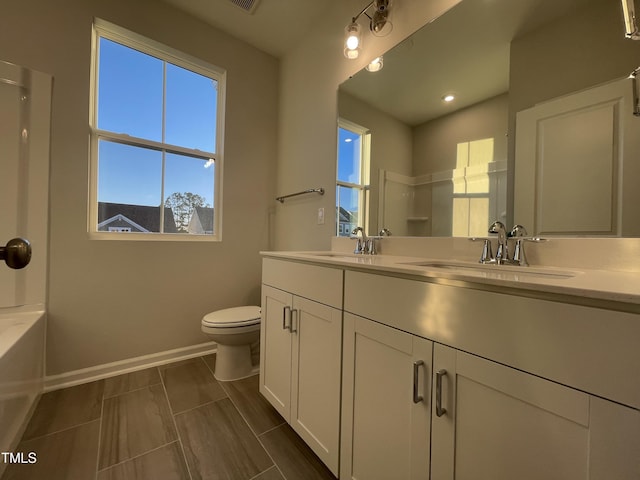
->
[2, 355, 336, 480]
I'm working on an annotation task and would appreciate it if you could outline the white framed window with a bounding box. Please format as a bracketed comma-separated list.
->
[337, 118, 370, 237]
[89, 19, 226, 241]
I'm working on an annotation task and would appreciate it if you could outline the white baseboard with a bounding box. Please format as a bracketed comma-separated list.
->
[44, 341, 217, 392]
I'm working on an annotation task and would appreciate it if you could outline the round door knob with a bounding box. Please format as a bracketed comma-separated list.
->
[1, 238, 32, 269]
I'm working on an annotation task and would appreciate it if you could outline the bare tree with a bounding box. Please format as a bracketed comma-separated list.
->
[165, 192, 210, 232]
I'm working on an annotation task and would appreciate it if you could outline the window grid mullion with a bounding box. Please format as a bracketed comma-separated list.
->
[160, 61, 167, 233]
[93, 130, 215, 160]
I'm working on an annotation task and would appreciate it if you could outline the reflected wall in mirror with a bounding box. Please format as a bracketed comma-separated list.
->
[338, 0, 640, 237]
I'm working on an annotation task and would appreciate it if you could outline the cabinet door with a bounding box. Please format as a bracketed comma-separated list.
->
[290, 296, 342, 476]
[341, 313, 432, 480]
[260, 285, 292, 420]
[431, 344, 640, 480]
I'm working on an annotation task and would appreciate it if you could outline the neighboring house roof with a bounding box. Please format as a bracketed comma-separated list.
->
[188, 206, 214, 234]
[337, 206, 356, 224]
[98, 202, 178, 233]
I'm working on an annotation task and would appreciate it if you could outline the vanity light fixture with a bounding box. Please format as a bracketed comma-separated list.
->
[622, 0, 640, 39]
[344, 0, 393, 59]
[344, 21, 362, 59]
[366, 56, 384, 72]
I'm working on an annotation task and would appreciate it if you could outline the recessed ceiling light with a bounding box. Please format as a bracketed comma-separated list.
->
[442, 94, 455, 103]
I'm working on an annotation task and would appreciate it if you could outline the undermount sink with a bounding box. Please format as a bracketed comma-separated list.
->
[309, 252, 361, 258]
[402, 261, 577, 279]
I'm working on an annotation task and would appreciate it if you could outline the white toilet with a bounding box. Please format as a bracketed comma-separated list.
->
[201, 306, 261, 381]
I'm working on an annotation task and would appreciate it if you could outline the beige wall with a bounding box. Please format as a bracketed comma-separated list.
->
[413, 93, 509, 176]
[0, 0, 278, 375]
[274, 0, 462, 251]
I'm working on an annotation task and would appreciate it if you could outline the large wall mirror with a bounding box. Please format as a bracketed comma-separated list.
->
[338, 0, 640, 237]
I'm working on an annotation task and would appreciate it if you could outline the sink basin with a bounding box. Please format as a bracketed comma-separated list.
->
[309, 252, 361, 259]
[402, 261, 577, 279]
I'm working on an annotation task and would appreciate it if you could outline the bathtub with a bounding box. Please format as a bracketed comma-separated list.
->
[0, 307, 45, 472]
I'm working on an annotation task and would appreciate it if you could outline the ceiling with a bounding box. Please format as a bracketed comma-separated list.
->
[159, 0, 326, 57]
[340, 0, 594, 126]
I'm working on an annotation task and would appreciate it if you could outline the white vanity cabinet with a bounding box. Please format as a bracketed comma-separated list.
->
[260, 258, 343, 475]
[343, 269, 640, 480]
[340, 312, 432, 480]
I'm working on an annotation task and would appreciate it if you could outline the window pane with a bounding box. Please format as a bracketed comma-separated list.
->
[165, 64, 217, 152]
[97, 140, 163, 233]
[97, 38, 163, 141]
[337, 185, 360, 237]
[338, 127, 361, 184]
[164, 153, 215, 234]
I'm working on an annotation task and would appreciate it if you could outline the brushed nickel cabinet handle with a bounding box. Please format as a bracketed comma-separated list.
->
[282, 306, 291, 331]
[413, 360, 425, 404]
[290, 308, 298, 333]
[436, 369, 447, 417]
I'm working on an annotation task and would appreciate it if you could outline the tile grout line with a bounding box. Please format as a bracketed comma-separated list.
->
[171, 396, 228, 417]
[159, 365, 195, 480]
[96, 440, 179, 473]
[216, 376, 288, 480]
[254, 427, 289, 480]
[204, 355, 288, 480]
[256, 422, 286, 438]
[94, 388, 106, 480]
[102, 380, 163, 400]
[20, 417, 102, 444]
[247, 465, 281, 480]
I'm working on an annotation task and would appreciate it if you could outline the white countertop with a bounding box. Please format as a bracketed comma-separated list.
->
[261, 250, 640, 308]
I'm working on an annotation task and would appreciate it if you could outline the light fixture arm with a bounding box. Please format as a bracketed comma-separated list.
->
[352, 1, 375, 24]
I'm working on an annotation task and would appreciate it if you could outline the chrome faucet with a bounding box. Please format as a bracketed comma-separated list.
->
[488, 221, 509, 264]
[352, 227, 368, 254]
[481, 222, 532, 266]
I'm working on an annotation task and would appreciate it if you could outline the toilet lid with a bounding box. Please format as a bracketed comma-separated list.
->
[202, 306, 261, 328]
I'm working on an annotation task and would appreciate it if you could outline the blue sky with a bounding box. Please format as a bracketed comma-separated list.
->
[97, 37, 217, 207]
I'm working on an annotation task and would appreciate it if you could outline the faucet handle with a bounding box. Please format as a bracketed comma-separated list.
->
[509, 224, 528, 238]
[488, 221, 506, 234]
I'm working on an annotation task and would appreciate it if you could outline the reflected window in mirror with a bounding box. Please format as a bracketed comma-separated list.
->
[337, 119, 370, 237]
[452, 138, 493, 237]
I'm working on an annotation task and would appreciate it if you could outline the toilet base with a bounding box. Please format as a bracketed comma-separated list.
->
[214, 343, 254, 381]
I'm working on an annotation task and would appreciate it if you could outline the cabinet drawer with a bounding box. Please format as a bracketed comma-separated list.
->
[262, 258, 343, 309]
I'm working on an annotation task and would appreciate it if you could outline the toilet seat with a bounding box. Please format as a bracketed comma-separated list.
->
[202, 306, 261, 328]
